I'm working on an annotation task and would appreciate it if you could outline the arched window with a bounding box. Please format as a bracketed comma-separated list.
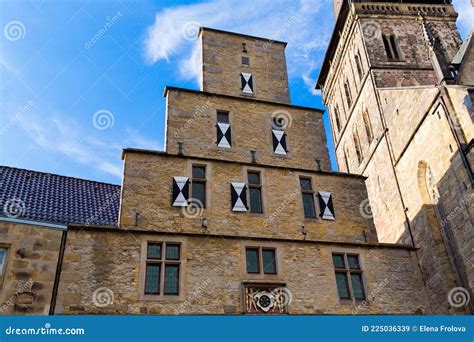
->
[362, 110, 373, 143]
[344, 79, 352, 109]
[353, 128, 363, 164]
[355, 53, 363, 81]
[382, 34, 401, 61]
[334, 105, 342, 132]
[344, 144, 350, 173]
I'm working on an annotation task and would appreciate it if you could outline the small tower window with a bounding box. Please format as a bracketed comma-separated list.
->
[353, 128, 363, 165]
[382, 34, 401, 61]
[343, 146, 350, 173]
[355, 53, 363, 81]
[362, 110, 373, 143]
[334, 105, 342, 132]
[344, 80, 352, 109]
[242, 56, 250, 66]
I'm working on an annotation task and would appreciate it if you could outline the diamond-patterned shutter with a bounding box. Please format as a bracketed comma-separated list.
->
[241, 72, 253, 94]
[172, 177, 189, 207]
[317, 191, 335, 220]
[230, 182, 248, 212]
[216, 122, 232, 148]
[272, 129, 288, 155]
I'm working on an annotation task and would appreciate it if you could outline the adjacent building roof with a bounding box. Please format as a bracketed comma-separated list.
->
[452, 30, 473, 65]
[0, 166, 121, 227]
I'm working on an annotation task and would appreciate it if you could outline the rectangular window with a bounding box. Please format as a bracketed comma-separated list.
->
[246, 248, 260, 274]
[383, 34, 401, 61]
[332, 253, 365, 300]
[248, 171, 263, 213]
[0, 248, 7, 276]
[300, 177, 316, 218]
[242, 56, 250, 66]
[262, 249, 276, 274]
[245, 247, 277, 275]
[217, 110, 229, 123]
[144, 242, 181, 296]
[216, 111, 231, 148]
[192, 165, 206, 208]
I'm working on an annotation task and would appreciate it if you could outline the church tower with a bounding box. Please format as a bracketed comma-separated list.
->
[317, 0, 473, 313]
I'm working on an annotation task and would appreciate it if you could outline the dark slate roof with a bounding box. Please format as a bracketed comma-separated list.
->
[0, 166, 121, 226]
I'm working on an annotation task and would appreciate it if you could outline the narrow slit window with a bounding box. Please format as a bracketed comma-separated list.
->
[300, 177, 316, 218]
[191, 165, 206, 208]
[248, 171, 263, 213]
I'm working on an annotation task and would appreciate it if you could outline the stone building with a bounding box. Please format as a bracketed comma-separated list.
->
[0, 166, 120, 314]
[52, 27, 434, 315]
[0, 5, 471, 315]
[316, 0, 473, 314]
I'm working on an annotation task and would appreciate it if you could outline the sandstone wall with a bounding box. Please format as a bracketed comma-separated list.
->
[0, 221, 63, 315]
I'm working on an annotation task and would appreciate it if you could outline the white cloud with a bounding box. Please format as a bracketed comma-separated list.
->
[144, 0, 334, 93]
[453, 0, 474, 38]
[17, 112, 161, 180]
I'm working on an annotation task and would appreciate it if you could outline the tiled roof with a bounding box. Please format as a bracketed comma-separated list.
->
[0, 166, 121, 226]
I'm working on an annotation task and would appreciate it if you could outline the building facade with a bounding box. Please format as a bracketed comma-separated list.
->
[0, 4, 471, 315]
[317, 0, 473, 314]
[52, 27, 445, 315]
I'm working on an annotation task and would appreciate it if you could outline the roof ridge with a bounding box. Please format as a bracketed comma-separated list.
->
[0, 165, 121, 187]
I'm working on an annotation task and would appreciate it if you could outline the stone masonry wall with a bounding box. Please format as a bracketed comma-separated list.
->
[55, 228, 432, 315]
[165, 89, 330, 171]
[119, 151, 377, 243]
[200, 28, 290, 103]
[0, 221, 63, 315]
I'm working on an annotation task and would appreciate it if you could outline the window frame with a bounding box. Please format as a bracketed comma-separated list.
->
[245, 246, 277, 275]
[247, 170, 263, 214]
[191, 164, 207, 208]
[382, 34, 401, 61]
[333, 105, 342, 132]
[0, 247, 8, 288]
[143, 241, 183, 298]
[362, 110, 374, 144]
[353, 128, 363, 165]
[332, 253, 366, 301]
[300, 177, 317, 218]
[216, 110, 230, 124]
[355, 52, 364, 81]
[344, 79, 352, 109]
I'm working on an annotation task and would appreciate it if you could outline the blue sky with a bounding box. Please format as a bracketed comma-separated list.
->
[1, 0, 472, 185]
